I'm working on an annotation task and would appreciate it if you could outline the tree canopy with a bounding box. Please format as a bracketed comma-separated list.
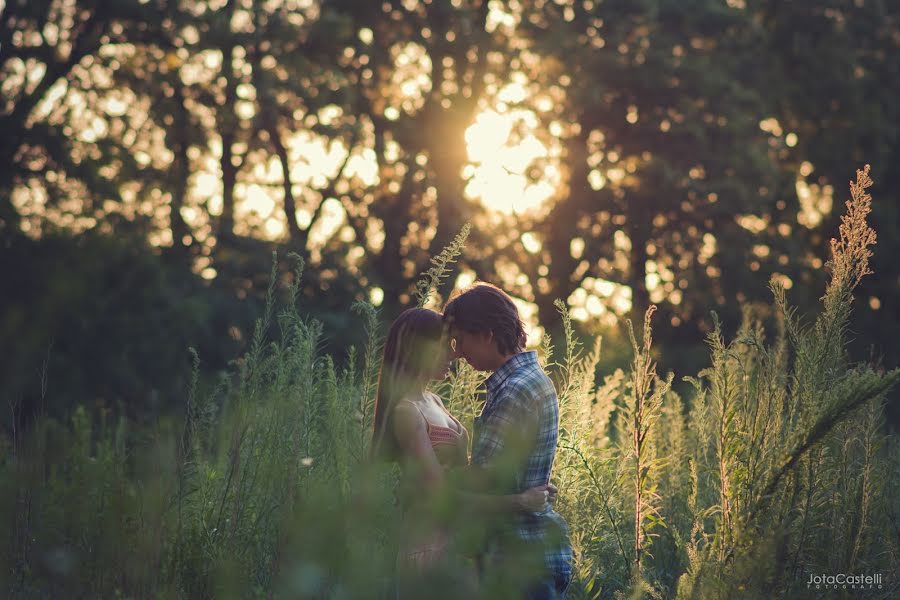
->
[2, 0, 898, 422]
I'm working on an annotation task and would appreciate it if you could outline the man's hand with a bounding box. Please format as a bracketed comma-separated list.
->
[546, 482, 559, 505]
[517, 483, 559, 512]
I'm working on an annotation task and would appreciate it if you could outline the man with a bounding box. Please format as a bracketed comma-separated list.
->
[443, 283, 573, 599]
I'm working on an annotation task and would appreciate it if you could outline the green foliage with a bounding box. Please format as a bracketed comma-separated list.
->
[622, 306, 673, 585]
[414, 223, 472, 309]
[350, 297, 382, 460]
[2, 171, 898, 599]
[4, 0, 900, 427]
[0, 229, 252, 425]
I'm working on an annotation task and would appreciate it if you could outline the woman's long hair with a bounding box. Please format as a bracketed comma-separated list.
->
[370, 308, 446, 461]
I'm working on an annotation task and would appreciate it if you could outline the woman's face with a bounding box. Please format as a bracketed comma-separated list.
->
[427, 333, 457, 380]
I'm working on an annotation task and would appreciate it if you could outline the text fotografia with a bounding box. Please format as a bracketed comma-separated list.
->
[807, 573, 883, 590]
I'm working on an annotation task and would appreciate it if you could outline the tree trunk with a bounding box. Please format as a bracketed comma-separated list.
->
[0, 172, 19, 243]
[427, 128, 468, 300]
[169, 84, 192, 257]
[217, 0, 239, 244]
[248, 4, 302, 250]
[373, 188, 414, 318]
[536, 125, 591, 335]
[269, 121, 302, 247]
[423, 0, 490, 294]
[626, 209, 651, 334]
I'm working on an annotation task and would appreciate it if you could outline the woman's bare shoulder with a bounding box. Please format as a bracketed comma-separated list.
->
[424, 390, 448, 408]
[391, 398, 427, 436]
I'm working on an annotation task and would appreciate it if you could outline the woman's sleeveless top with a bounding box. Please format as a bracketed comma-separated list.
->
[403, 395, 468, 468]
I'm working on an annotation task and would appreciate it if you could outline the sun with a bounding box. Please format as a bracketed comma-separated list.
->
[464, 97, 558, 215]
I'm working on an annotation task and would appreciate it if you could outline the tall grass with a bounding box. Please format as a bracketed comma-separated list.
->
[550, 166, 899, 599]
[1, 168, 897, 599]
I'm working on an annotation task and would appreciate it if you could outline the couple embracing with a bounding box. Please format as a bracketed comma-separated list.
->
[371, 283, 573, 599]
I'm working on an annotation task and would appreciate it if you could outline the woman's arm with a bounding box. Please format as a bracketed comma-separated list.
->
[447, 460, 558, 513]
[391, 400, 445, 491]
[392, 401, 556, 514]
[454, 484, 555, 514]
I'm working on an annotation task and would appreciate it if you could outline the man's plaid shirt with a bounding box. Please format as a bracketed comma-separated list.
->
[471, 351, 573, 584]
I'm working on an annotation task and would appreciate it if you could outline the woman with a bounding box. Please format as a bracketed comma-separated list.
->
[370, 308, 552, 583]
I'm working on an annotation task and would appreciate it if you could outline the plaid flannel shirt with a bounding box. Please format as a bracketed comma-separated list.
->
[472, 351, 573, 592]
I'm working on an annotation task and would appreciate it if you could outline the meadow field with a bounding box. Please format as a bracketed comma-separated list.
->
[4, 3, 900, 598]
[2, 166, 897, 599]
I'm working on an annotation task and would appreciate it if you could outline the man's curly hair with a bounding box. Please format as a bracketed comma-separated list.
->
[442, 282, 526, 355]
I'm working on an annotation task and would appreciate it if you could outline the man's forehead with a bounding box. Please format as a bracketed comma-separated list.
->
[450, 328, 484, 340]
[441, 326, 461, 342]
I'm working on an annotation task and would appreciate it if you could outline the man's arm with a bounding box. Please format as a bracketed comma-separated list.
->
[392, 398, 553, 515]
[460, 380, 540, 494]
